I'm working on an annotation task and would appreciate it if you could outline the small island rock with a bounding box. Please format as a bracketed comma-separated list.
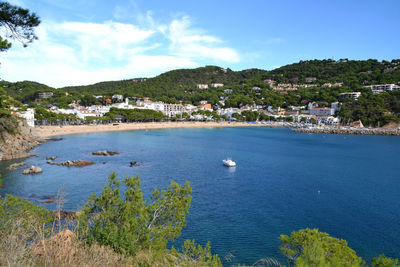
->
[22, 166, 43, 174]
[47, 160, 94, 167]
[92, 150, 120, 156]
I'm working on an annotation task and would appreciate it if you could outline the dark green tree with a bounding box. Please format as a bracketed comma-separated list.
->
[280, 228, 363, 266]
[372, 254, 399, 267]
[0, 1, 40, 51]
[77, 172, 192, 256]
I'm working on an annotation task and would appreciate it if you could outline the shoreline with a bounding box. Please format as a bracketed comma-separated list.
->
[31, 121, 270, 138]
[30, 121, 400, 138]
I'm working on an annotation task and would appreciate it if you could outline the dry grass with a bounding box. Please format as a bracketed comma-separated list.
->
[0, 223, 217, 267]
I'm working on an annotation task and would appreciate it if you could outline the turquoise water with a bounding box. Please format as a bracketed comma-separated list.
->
[1, 127, 400, 265]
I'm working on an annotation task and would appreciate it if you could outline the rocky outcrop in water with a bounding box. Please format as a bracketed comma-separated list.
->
[130, 161, 139, 167]
[22, 165, 43, 174]
[46, 156, 57, 160]
[92, 150, 120, 156]
[5, 162, 26, 170]
[47, 160, 94, 167]
[0, 120, 44, 161]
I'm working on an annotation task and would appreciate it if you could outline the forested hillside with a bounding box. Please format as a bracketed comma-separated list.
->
[2, 59, 400, 126]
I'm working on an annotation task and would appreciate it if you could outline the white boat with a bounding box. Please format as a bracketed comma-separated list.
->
[222, 158, 236, 167]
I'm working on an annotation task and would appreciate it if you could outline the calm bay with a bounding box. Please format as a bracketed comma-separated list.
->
[1, 127, 399, 265]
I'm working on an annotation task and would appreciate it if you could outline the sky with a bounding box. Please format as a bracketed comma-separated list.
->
[1, 0, 399, 88]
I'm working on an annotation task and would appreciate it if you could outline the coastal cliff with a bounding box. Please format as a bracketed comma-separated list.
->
[0, 119, 43, 161]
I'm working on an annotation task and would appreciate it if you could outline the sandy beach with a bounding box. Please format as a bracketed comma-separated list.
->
[32, 121, 265, 138]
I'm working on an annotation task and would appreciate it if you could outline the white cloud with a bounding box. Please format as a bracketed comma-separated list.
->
[1, 14, 240, 87]
[167, 16, 239, 63]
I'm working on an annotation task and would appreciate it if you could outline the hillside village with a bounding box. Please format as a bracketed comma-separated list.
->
[4, 59, 400, 129]
[13, 81, 400, 129]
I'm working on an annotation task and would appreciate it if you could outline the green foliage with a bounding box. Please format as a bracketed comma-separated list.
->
[34, 105, 80, 123]
[225, 94, 254, 108]
[80, 94, 98, 106]
[280, 228, 363, 267]
[0, 194, 53, 239]
[241, 110, 259, 121]
[77, 172, 192, 256]
[0, 1, 40, 50]
[339, 92, 400, 126]
[372, 254, 400, 267]
[178, 240, 222, 266]
[106, 107, 166, 122]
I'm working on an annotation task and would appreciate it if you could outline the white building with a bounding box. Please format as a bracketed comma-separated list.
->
[340, 92, 361, 100]
[317, 116, 340, 125]
[331, 102, 340, 112]
[211, 83, 224, 88]
[184, 104, 198, 114]
[144, 102, 164, 112]
[197, 84, 209, 89]
[112, 94, 124, 102]
[308, 102, 318, 110]
[365, 84, 400, 94]
[309, 108, 335, 116]
[16, 108, 35, 127]
[163, 104, 185, 117]
[36, 92, 53, 99]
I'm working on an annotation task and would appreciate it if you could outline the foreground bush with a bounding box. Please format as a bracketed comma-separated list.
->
[77, 172, 193, 256]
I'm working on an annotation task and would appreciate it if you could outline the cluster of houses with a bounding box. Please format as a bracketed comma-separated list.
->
[364, 84, 400, 94]
[14, 82, 400, 128]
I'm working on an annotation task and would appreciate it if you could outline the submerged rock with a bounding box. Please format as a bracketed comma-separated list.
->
[41, 198, 57, 204]
[46, 156, 57, 160]
[22, 166, 43, 174]
[5, 162, 26, 171]
[47, 160, 94, 167]
[92, 150, 120, 156]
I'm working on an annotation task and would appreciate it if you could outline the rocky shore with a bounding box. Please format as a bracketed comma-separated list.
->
[292, 127, 400, 136]
[0, 120, 44, 161]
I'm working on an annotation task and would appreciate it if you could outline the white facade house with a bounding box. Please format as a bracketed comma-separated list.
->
[211, 83, 224, 88]
[197, 84, 209, 89]
[340, 92, 361, 100]
[219, 108, 240, 120]
[163, 104, 185, 117]
[331, 102, 340, 112]
[309, 108, 335, 116]
[184, 104, 198, 114]
[317, 116, 340, 125]
[16, 108, 35, 127]
[112, 94, 123, 102]
[365, 84, 400, 94]
[144, 102, 164, 112]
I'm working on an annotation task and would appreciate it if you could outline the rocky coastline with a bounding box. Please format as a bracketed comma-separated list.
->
[0, 120, 45, 161]
[292, 127, 400, 136]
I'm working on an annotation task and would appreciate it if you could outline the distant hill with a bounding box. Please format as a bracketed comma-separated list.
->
[2, 60, 400, 101]
[60, 66, 267, 99]
[269, 59, 400, 86]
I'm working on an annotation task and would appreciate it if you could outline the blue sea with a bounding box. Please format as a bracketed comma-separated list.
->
[1, 127, 400, 265]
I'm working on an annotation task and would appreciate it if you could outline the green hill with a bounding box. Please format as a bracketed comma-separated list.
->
[1, 59, 400, 126]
